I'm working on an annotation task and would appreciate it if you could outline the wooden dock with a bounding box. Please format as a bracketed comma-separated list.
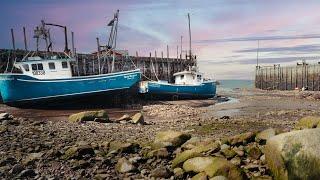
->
[0, 49, 195, 83]
[255, 63, 320, 90]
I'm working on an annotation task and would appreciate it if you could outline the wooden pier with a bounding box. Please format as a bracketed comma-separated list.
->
[255, 62, 320, 91]
[0, 49, 194, 83]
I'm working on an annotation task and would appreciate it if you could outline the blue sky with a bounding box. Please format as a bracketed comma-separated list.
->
[1, 0, 320, 79]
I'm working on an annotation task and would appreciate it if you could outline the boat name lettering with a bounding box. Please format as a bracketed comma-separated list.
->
[124, 74, 137, 79]
[32, 70, 45, 75]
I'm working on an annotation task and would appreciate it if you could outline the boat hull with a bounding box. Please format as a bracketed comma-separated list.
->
[0, 69, 141, 106]
[139, 81, 216, 100]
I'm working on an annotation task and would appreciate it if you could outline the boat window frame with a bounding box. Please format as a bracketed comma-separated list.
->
[37, 63, 44, 70]
[197, 74, 202, 80]
[180, 75, 184, 80]
[61, 61, 68, 69]
[22, 64, 30, 72]
[48, 62, 56, 70]
[31, 64, 37, 71]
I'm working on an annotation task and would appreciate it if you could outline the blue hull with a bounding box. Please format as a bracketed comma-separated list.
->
[0, 69, 141, 105]
[140, 81, 216, 99]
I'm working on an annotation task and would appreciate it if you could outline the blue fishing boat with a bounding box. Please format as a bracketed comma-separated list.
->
[139, 13, 216, 100]
[0, 55, 141, 106]
[139, 67, 216, 99]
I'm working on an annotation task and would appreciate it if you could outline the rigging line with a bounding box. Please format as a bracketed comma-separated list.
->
[4, 50, 11, 73]
[10, 57, 17, 73]
[127, 56, 154, 81]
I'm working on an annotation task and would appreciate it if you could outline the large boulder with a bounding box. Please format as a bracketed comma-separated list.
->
[152, 130, 191, 149]
[265, 128, 320, 180]
[68, 110, 108, 123]
[294, 116, 320, 130]
[183, 157, 243, 179]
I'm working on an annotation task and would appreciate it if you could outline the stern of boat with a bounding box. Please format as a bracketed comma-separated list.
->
[139, 81, 149, 93]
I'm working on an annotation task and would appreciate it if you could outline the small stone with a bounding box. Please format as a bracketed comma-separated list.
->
[117, 114, 131, 121]
[94, 173, 109, 180]
[210, 176, 228, 180]
[0, 125, 8, 134]
[68, 110, 109, 123]
[150, 167, 172, 178]
[220, 148, 236, 159]
[22, 152, 44, 165]
[9, 164, 24, 175]
[128, 156, 143, 164]
[173, 167, 184, 178]
[246, 145, 262, 160]
[152, 130, 191, 149]
[255, 128, 276, 144]
[260, 155, 266, 164]
[94, 118, 111, 123]
[220, 144, 230, 150]
[147, 148, 169, 158]
[108, 141, 140, 154]
[230, 157, 241, 166]
[0, 113, 9, 120]
[115, 157, 137, 173]
[131, 112, 145, 124]
[228, 132, 256, 146]
[18, 169, 36, 178]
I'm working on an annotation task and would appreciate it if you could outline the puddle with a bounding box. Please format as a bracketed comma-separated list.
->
[204, 97, 242, 118]
[214, 108, 240, 117]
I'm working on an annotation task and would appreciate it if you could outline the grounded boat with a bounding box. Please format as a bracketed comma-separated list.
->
[0, 54, 141, 106]
[139, 67, 216, 100]
[139, 13, 216, 100]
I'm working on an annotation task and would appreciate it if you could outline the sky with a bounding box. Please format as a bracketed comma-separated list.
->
[1, 0, 320, 79]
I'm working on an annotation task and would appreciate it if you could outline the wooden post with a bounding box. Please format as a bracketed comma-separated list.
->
[167, 45, 169, 59]
[23, 27, 28, 51]
[290, 67, 293, 90]
[71, 32, 75, 57]
[96, 37, 101, 74]
[11, 28, 16, 51]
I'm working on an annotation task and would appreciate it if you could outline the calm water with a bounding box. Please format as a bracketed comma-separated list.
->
[217, 79, 254, 92]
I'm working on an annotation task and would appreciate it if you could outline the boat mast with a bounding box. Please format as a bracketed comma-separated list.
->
[188, 13, 192, 60]
[187, 13, 196, 67]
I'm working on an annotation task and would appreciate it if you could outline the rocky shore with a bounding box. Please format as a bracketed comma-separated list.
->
[1, 89, 320, 179]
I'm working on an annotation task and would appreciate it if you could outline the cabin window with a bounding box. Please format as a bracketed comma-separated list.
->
[180, 75, 184, 80]
[62, 61, 68, 69]
[197, 75, 202, 80]
[31, 63, 44, 70]
[22, 64, 29, 71]
[48, 62, 55, 70]
[31, 64, 37, 70]
[37, 64, 43, 70]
